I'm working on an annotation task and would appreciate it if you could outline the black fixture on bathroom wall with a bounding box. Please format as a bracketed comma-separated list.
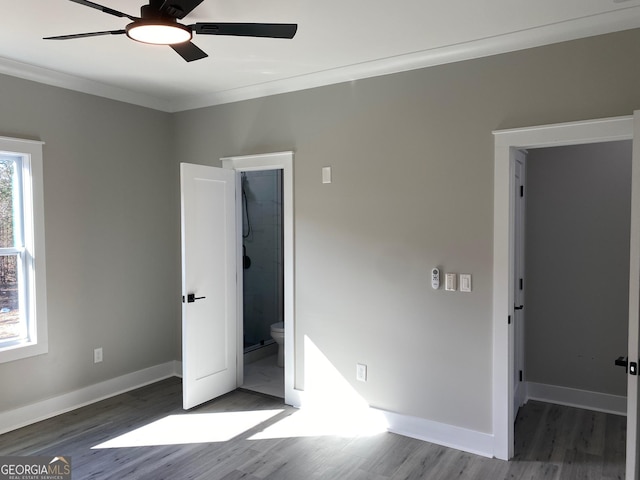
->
[242, 172, 252, 269]
[243, 245, 251, 269]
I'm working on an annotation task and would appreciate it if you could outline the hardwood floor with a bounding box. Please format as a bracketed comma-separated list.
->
[0, 378, 626, 479]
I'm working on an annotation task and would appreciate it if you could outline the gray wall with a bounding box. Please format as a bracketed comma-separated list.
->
[0, 74, 179, 412]
[525, 142, 632, 396]
[173, 28, 640, 434]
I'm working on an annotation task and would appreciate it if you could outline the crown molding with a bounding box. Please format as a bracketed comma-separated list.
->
[0, 56, 172, 112]
[168, 6, 640, 111]
[1, 6, 639, 113]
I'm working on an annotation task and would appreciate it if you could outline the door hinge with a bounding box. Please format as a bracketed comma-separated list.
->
[508, 315, 511, 325]
[519, 370, 523, 382]
[520, 185, 524, 197]
[519, 278, 523, 290]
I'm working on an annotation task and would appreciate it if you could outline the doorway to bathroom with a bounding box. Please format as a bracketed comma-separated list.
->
[240, 168, 285, 398]
[221, 151, 296, 405]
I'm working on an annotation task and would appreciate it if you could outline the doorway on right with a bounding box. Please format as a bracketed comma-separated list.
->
[514, 140, 632, 477]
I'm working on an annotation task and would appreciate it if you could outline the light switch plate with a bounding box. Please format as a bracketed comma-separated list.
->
[356, 363, 367, 382]
[460, 274, 472, 292]
[445, 273, 457, 291]
[322, 166, 332, 184]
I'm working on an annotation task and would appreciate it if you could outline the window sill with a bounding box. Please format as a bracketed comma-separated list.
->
[0, 339, 48, 364]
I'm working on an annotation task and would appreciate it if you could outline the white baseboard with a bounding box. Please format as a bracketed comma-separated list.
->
[0, 360, 181, 435]
[374, 408, 494, 458]
[526, 381, 626, 416]
[2, 358, 494, 459]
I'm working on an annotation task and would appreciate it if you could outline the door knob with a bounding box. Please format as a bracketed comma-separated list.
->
[183, 293, 206, 303]
[615, 356, 628, 373]
[615, 356, 638, 375]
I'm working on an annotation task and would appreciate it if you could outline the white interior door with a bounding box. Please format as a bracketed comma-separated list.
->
[626, 111, 640, 478]
[180, 162, 237, 410]
[513, 150, 526, 415]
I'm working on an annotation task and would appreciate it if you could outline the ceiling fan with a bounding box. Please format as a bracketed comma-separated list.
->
[44, 0, 298, 62]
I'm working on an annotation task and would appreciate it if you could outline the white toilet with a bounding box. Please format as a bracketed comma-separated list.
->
[270, 322, 285, 367]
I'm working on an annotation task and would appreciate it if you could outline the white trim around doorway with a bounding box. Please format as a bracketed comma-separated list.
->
[221, 151, 301, 408]
[491, 116, 634, 461]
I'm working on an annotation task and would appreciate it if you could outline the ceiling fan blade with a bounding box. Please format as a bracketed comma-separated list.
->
[160, 0, 205, 19]
[43, 29, 126, 40]
[67, 0, 138, 21]
[170, 42, 208, 62]
[192, 23, 297, 39]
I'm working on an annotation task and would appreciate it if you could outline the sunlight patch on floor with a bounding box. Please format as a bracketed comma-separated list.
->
[250, 335, 388, 440]
[94, 335, 389, 448]
[92, 410, 283, 449]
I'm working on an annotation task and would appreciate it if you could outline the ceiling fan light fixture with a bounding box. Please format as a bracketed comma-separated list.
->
[126, 21, 192, 45]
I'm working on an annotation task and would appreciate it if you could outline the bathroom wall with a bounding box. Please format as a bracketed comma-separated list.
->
[525, 141, 632, 397]
[242, 170, 284, 348]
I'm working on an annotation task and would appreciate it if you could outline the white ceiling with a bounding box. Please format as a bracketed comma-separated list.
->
[1, 0, 640, 112]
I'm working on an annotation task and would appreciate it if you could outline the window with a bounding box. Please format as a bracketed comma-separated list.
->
[0, 136, 47, 363]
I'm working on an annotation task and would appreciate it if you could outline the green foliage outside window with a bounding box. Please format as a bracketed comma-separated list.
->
[0, 158, 20, 341]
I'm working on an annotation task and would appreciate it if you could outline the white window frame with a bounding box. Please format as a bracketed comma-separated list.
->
[0, 136, 47, 363]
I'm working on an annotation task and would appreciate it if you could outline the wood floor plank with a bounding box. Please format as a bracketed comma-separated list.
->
[503, 460, 559, 480]
[312, 450, 370, 480]
[389, 442, 451, 480]
[513, 400, 548, 461]
[576, 409, 607, 456]
[0, 378, 627, 479]
[602, 412, 626, 480]
[532, 402, 576, 463]
[451, 454, 510, 480]
[358, 432, 424, 477]
[218, 471, 262, 480]
[559, 449, 604, 480]
[238, 448, 291, 478]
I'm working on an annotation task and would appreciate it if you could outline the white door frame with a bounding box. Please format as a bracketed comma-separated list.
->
[221, 151, 301, 407]
[491, 115, 636, 461]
